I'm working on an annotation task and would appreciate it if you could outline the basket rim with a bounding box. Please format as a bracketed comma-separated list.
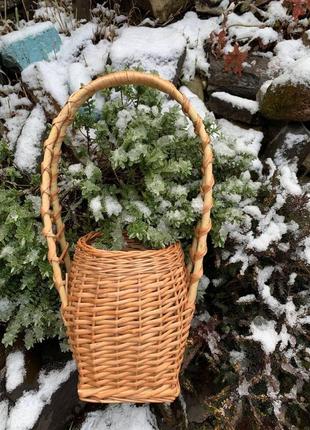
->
[76, 231, 183, 258]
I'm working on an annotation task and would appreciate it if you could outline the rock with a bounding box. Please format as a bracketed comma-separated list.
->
[260, 56, 310, 121]
[136, 0, 188, 22]
[195, 0, 224, 15]
[184, 76, 205, 101]
[0, 22, 61, 71]
[208, 91, 260, 125]
[263, 123, 310, 172]
[301, 153, 310, 182]
[154, 398, 188, 430]
[110, 26, 186, 82]
[183, 358, 220, 426]
[302, 29, 310, 47]
[260, 81, 310, 122]
[207, 53, 271, 100]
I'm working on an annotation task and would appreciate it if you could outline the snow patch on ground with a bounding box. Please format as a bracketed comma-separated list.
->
[249, 318, 280, 354]
[6, 351, 26, 392]
[81, 404, 158, 430]
[0, 400, 9, 430]
[227, 12, 278, 45]
[268, 39, 310, 86]
[6, 361, 76, 430]
[14, 105, 46, 171]
[180, 86, 213, 120]
[237, 294, 256, 304]
[217, 119, 263, 157]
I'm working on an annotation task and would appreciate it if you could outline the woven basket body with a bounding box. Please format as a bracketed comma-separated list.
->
[41, 71, 214, 404]
[65, 233, 193, 403]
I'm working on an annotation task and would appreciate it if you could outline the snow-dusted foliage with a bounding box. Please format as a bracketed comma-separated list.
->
[194, 155, 310, 428]
[63, 83, 207, 250]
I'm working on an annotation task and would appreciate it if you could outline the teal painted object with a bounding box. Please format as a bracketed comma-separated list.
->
[0, 22, 61, 70]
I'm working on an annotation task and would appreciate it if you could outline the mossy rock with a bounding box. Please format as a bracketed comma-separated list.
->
[260, 81, 310, 121]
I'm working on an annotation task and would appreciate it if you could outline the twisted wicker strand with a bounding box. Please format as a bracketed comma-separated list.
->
[40, 70, 214, 309]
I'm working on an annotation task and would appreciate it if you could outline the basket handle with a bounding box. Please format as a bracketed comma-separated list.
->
[40, 70, 213, 309]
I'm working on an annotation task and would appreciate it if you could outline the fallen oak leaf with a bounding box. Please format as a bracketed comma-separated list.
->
[289, 0, 310, 20]
[223, 44, 248, 76]
[211, 29, 227, 57]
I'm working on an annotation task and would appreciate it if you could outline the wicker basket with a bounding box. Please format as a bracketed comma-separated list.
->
[40, 71, 214, 403]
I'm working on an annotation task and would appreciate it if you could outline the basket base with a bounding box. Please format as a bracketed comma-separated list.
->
[78, 386, 180, 404]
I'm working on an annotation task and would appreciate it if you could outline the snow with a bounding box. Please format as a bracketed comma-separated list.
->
[0, 87, 32, 150]
[211, 92, 259, 114]
[68, 163, 83, 174]
[243, 205, 262, 220]
[238, 379, 250, 396]
[259, 79, 272, 98]
[82, 39, 110, 76]
[68, 62, 91, 93]
[6, 351, 26, 392]
[81, 404, 158, 430]
[273, 55, 310, 87]
[217, 119, 263, 157]
[0, 400, 9, 430]
[22, 23, 98, 107]
[256, 266, 282, 313]
[285, 299, 297, 327]
[268, 39, 309, 77]
[227, 12, 278, 45]
[14, 105, 46, 171]
[172, 12, 220, 79]
[134, 201, 151, 218]
[90, 196, 103, 221]
[105, 195, 122, 217]
[279, 165, 302, 195]
[274, 131, 309, 166]
[0, 297, 13, 313]
[266, 1, 288, 24]
[229, 350, 245, 367]
[236, 294, 256, 304]
[288, 272, 297, 286]
[22, 61, 69, 107]
[116, 109, 133, 134]
[250, 318, 280, 354]
[299, 237, 310, 265]
[191, 194, 204, 213]
[180, 86, 212, 120]
[57, 23, 97, 63]
[0, 22, 55, 44]
[110, 26, 186, 81]
[85, 162, 96, 179]
[248, 220, 288, 252]
[197, 275, 210, 302]
[6, 361, 76, 430]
